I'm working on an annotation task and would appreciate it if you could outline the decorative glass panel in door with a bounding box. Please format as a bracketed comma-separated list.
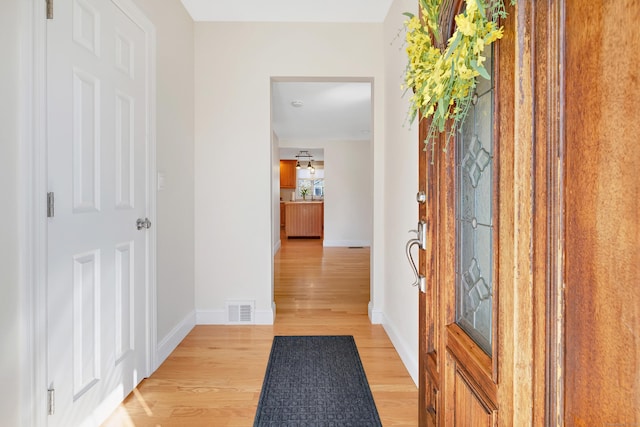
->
[455, 45, 494, 355]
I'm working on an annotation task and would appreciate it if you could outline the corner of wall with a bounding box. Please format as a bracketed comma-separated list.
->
[368, 301, 384, 324]
[155, 310, 196, 370]
[255, 302, 276, 325]
[382, 313, 418, 387]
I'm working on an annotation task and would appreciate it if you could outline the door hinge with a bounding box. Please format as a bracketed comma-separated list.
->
[47, 388, 55, 415]
[47, 192, 54, 218]
[46, 0, 53, 19]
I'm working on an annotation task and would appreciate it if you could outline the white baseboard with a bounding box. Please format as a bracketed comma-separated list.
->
[323, 240, 371, 247]
[196, 304, 275, 325]
[195, 309, 226, 324]
[367, 302, 418, 385]
[368, 301, 384, 324]
[382, 314, 419, 387]
[256, 302, 276, 324]
[273, 239, 281, 254]
[155, 310, 196, 370]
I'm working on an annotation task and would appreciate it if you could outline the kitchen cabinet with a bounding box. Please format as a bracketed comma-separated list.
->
[284, 201, 323, 238]
[280, 160, 297, 189]
[280, 202, 285, 227]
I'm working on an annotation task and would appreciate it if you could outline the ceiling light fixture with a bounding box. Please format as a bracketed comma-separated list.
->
[295, 150, 314, 171]
[290, 100, 304, 108]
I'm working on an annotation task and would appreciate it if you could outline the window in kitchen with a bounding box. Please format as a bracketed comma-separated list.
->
[297, 166, 324, 199]
[298, 178, 324, 198]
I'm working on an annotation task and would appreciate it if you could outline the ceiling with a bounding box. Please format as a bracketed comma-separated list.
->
[180, 0, 394, 23]
[272, 81, 372, 143]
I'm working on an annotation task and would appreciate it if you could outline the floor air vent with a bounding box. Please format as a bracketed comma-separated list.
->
[226, 300, 255, 324]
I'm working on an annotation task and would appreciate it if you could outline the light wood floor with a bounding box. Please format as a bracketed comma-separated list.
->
[103, 233, 418, 426]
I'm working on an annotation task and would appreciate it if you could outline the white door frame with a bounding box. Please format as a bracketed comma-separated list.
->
[19, 1, 157, 425]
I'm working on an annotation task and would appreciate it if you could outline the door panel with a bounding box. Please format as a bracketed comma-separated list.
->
[451, 362, 496, 427]
[46, 0, 150, 425]
[564, 0, 640, 423]
[423, 370, 438, 426]
[418, 1, 514, 425]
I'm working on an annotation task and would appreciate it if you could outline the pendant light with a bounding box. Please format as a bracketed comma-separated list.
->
[295, 150, 314, 172]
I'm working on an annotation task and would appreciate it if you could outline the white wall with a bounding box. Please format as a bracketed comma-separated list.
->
[382, 0, 420, 384]
[132, 0, 196, 360]
[279, 139, 373, 247]
[1, 1, 23, 424]
[325, 140, 373, 246]
[272, 131, 281, 255]
[194, 22, 385, 323]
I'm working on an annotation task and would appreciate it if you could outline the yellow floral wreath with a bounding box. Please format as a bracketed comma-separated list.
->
[403, 0, 514, 152]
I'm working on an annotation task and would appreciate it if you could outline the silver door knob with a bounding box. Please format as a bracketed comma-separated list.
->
[136, 217, 151, 230]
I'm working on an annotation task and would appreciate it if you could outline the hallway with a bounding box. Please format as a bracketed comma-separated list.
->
[103, 237, 418, 426]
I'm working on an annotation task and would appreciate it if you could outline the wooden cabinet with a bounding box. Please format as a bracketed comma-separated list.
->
[280, 160, 297, 189]
[280, 202, 285, 227]
[284, 202, 323, 238]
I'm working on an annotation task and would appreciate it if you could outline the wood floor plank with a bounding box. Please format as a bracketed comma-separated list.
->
[102, 235, 418, 426]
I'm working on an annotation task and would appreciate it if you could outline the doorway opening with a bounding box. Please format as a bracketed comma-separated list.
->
[270, 77, 374, 322]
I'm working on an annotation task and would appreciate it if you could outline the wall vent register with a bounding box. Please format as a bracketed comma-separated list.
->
[225, 300, 255, 324]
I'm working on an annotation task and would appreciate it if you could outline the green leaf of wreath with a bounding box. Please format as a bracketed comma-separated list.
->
[444, 32, 462, 60]
[475, 0, 487, 19]
[437, 100, 446, 121]
[470, 59, 490, 80]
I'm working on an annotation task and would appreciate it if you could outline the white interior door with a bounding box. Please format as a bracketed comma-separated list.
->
[46, 0, 151, 425]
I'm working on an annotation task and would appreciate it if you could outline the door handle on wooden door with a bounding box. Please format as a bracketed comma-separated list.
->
[406, 221, 427, 293]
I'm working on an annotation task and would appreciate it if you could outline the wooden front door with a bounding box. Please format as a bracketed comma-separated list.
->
[417, 1, 640, 425]
[418, 7, 509, 423]
[417, 1, 540, 425]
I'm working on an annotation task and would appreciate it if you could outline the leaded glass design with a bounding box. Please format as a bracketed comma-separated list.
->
[455, 45, 494, 355]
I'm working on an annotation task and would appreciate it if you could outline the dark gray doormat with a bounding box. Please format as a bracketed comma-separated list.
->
[254, 335, 383, 426]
